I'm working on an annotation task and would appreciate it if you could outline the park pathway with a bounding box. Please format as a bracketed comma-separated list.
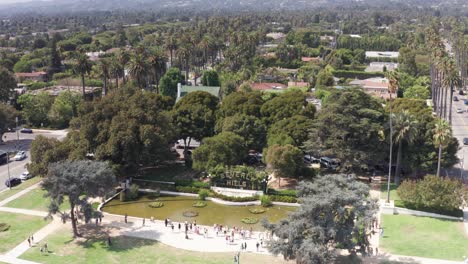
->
[0, 182, 42, 207]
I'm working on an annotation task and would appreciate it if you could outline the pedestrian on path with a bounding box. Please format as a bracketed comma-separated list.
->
[142, 218, 145, 226]
[178, 222, 181, 231]
[124, 214, 128, 223]
[171, 223, 174, 231]
[44, 242, 48, 252]
[165, 218, 168, 227]
[27, 237, 31, 247]
[256, 242, 260, 251]
[244, 242, 247, 251]
[95, 218, 99, 226]
[380, 227, 384, 237]
[31, 235, 34, 243]
[107, 236, 112, 247]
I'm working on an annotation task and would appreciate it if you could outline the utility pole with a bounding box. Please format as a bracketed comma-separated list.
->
[7, 151, 11, 190]
[15, 117, 19, 151]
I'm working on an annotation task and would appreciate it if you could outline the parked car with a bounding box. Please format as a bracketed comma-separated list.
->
[457, 108, 464, 113]
[14, 151, 26, 161]
[5, 177, 21, 188]
[463, 138, 468, 145]
[464, 100, 468, 106]
[304, 155, 320, 164]
[19, 171, 33, 181]
[0, 151, 7, 165]
[454, 96, 459, 101]
[320, 157, 340, 170]
[459, 90, 464, 95]
[20, 128, 33, 134]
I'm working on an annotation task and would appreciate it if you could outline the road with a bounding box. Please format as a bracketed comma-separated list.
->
[448, 95, 468, 183]
[0, 129, 67, 192]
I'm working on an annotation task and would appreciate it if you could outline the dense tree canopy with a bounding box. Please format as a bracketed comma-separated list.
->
[71, 88, 175, 175]
[219, 91, 264, 118]
[0, 67, 15, 102]
[0, 103, 18, 141]
[17, 92, 54, 127]
[305, 88, 385, 171]
[260, 90, 312, 125]
[159, 67, 184, 99]
[192, 132, 246, 171]
[217, 114, 266, 151]
[268, 115, 314, 147]
[263, 175, 378, 264]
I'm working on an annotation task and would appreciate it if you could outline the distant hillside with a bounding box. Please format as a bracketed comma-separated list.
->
[0, 0, 465, 16]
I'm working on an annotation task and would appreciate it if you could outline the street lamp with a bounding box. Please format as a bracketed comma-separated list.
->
[6, 151, 11, 190]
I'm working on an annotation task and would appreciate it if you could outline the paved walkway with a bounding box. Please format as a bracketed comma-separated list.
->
[0, 182, 42, 207]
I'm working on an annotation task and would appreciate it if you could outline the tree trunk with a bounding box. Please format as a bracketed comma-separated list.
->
[395, 141, 403, 186]
[70, 203, 80, 237]
[103, 77, 107, 96]
[436, 144, 442, 177]
[81, 74, 86, 99]
[449, 84, 453, 125]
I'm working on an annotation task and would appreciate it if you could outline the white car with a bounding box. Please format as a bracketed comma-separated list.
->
[14, 151, 27, 161]
[19, 171, 33, 181]
[457, 108, 464, 113]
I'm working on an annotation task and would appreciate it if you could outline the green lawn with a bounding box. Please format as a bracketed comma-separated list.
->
[4, 188, 70, 212]
[20, 227, 294, 264]
[0, 212, 50, 253]
[380, 214, 468, 261]
[380, 183, 400, 201]
[0, 177, 41, 203]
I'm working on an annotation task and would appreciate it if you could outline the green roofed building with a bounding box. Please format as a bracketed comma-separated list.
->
[176, 83, 221, 102]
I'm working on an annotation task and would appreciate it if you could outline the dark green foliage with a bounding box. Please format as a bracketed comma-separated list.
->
[260, 90, 308, 125]
[268, 115, 314, 147]
[263, 175, 377, 263]
[43, 160, 116, 237]
[397, 175, 465, 214]
[198, 189, 210, 200]
[72, 88, 176, 175]
[172, 91, 219, 149]
[0, 67, 15, 101]
[27, 135, 70, 177]
[305, 88, 385, 171]
[219, 91, 264, 118]
[218, 114, 266, 150]
[260, 195, 272, 207]
[398, 47, 418, 76]
[17, 92, 54, 127]
[0, 103, 18, 141]
[267, 188, 298, 197]
[192, 132, 246, 171]
[126, 184, 140, 200]
[264, 144, 304, 178]
[160, 67, 184, 99]
[201, 70, 220, 86]
[269, 195, 298, 203]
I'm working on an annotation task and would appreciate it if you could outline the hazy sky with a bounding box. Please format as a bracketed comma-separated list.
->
[0, 0, 38, 5]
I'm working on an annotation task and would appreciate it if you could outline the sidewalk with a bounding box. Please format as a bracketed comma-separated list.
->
[0, 182, 42, 207]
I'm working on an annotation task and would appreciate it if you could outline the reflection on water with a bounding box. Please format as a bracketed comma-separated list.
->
[102, 195, 296, 230]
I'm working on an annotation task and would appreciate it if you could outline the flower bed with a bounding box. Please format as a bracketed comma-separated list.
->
[148, 202, 164, 208]
[248, 208, 266, 214]
[241, 217, 259, 224]
[192, 201, 207, 208]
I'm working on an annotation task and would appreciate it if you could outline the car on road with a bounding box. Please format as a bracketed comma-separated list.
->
[457, 108, 464, 113]
[20, 128, 33, 133]
[5, 177, 21, 188]
[13, 151, 26, 161]
[304, 155, 320, 164]
[454, 96, 459, 101]
[19, 171, 33, 181]
[460, 90, 465, 95]
[0, 151, 7, 165]
[464, 138, 468, 145]
[464, 100, 468, 106]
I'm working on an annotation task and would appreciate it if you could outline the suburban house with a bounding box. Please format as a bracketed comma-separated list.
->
[266, 32, 286, 41]
[28, 85, 101, 96]
[365, 62, 398, 72]
[251, 82, 287, 91]
[15, 71, 47, 82]
[349, 77, 396, 99]
[176, 83, 221, 102]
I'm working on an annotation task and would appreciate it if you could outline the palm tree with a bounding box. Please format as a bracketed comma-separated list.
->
[147, 48, 167, 93]
[385, 70, 398, 202]
[110, 56, 122, 89]
[441, 58, 462, 125]
[128, 51, 148, 89]
[392, 111, 418, 185]
[165, 35, 177, 66]
[433, 119, 452, 177]
[73, 51, 92, 98]
[97, 58, 111, 95]
[116, 49, 130, 85]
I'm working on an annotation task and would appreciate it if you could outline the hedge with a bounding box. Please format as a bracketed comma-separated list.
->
[332, 70, 384, 79]
[175, 186, 200, 194]
[211, 192, 259, 202]
[269, 195, 298, 203]
[267, 188, 297, 197]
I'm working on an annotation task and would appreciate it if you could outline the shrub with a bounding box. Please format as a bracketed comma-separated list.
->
[126, 184, 140, 200]
[0, 223, 10, 232]
[248, 207, 266, 214]
[212, 192, 259, 202]
[260, 195, 272, 207]
[397, 175, 465, 214]
[267, 188, 297, 197]
[148, 202, 164, 208]
[176, 186, 201, 194]
[193, 201, 207, 208]
[198, 189, 210, 201]
[191, 181, 211, 189]
[269, 195, 298, 203]
[241, 217, 259, 224]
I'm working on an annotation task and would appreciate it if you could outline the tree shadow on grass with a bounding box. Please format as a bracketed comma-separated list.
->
[73, 224, 161, 253]
[362, 252, 420, 264]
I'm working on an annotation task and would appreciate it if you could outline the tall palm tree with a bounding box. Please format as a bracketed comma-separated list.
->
[116, 49, 130, 85]
[433, 119, 452, 177]
[385, 70, 399, 202]
[392, 110, 418, 185]
[73, 51, 92, 99]
[147, 47, 167, 93]
[128, 51, 148, 89]
[110, 56, 122, 89]
[165, 35, 177, 66]
[441, 58, 462, 125]
[97, 58, 111, 96]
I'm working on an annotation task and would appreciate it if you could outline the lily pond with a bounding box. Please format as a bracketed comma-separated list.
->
[102, 195, 297, 230]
